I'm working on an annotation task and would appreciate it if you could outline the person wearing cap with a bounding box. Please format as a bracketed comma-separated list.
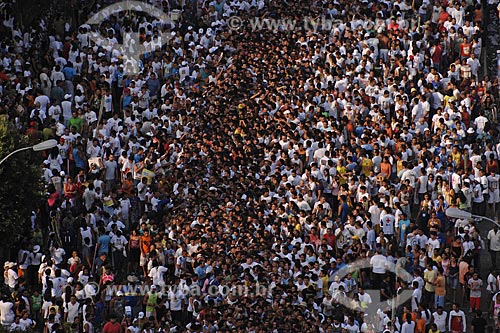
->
[110, 291, 126, 319]
[136, 311, 146, 330]
[143, 284, 159, 318]
[125, 317, 139, 333]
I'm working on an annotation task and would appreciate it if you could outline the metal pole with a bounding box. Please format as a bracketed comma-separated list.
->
[472, 214, 500, 228]
[0, 146, 33, 166]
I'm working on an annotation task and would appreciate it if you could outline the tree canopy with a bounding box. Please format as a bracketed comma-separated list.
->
[0, 115, 43, 253]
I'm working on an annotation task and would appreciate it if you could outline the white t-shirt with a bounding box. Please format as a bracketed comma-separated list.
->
[411, 288, 422, 311]
[487, 273, 498, 293]
[426, 238, 441, 257]
[370, 254, 387, 274]
[0, 301, 15, 325]
[64, 302, 80, 323]
[432, 311, 447, 332]
[6, 267, 18, 289]
[149, 266, 168, 286]
[381, 214, 395, 235]
[488, 229, 500, 251]
[19, 318, 36, 330]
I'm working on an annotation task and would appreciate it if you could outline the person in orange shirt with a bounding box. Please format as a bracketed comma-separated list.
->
[139, 229, 152, 277]
[486, 158, 499, 174]
[415, 311, 427, 333]
[121, 173, 134, 196]
[379, 156, 392, 179]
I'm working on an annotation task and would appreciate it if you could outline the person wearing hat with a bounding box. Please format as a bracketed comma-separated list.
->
[126, 317, 139, 333]
[109, 291, 126, 319]
[143, 285, 159, 318]
[28, 245, 43, 288]
[135, 311, 147, 331]
[6, 262, 18, 293]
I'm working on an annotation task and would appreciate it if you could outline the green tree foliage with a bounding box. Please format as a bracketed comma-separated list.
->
[0, 115, 43, 250]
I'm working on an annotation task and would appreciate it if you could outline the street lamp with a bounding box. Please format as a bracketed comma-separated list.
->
[0, 139, 58, 166]
[446, 207, 499, 228]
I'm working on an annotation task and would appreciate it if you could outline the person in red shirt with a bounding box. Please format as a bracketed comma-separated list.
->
[431, 42, 443, 71]
[322, 228, 335, 247]
[387, 18, 400, 32]
[438, 6, 449, 25]
[460, 41, 472, 60]
[102, 314, 123, 333]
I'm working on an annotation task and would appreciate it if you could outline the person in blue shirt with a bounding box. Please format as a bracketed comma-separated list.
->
[397, 212, 411, 247]
[195, 258, 209, 285]
[146, 72, 160, 99]
[62, 62, 76, 81]
[72, 143, 85, 174]
[338, 195, 349, 224]
[97, 227, 111, 256]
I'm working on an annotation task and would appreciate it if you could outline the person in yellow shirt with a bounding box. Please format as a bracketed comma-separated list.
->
[423, 262, 437, 308]
[450, 145, 462, 166]
[428, 323, 441, 333]
[360, 155, 373, 177]
[431, 248, 442, 265]
[337, 163, 347, 185]
[320, 270, 329, 296]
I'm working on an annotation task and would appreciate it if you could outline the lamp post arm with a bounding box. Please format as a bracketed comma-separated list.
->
[0, 146, 33, 167]
[471, 214, 500, 228]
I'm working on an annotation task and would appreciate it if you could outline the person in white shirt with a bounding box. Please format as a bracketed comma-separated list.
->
[426, 233, 441, 258]
[64, 295, 81, 324]
[0, 296, 15, 326]
[488, 171, 500, 208]
[472, 178, 486, 216]
[19, 311, 36, 331]
[149, 261, 168, 287]
[474, 111, 488, 134]
[401, 316, 415, 333]
[380, 207, 395, 238]
[487, 268, 498, 301]
[431, 307, 447, 333]
[466, 53, 480, 79]
[488, 227, 500, 269]
[370, 249, 387, 288]
[6, 263, 18, 292]
[111, 230, 128, 275]
[357, 287, 372, 309]
[448, 302, 466, 332]
[411, 281, 422, 311]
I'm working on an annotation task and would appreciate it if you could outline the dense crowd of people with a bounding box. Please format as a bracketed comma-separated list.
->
[0, 0, 499, 332]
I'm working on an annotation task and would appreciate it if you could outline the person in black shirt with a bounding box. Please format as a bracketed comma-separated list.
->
[471, 310, 487, 333]
[380, 274, 393, 302]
